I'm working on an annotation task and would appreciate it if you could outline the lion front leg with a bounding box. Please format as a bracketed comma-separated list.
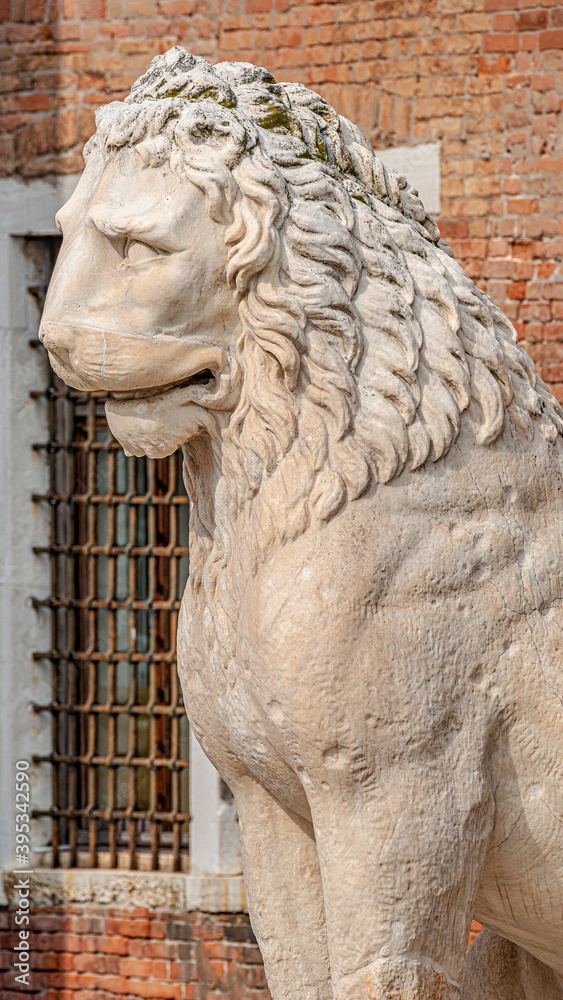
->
[306, 748, 493, 1000]
[232, 776, 332, 1000]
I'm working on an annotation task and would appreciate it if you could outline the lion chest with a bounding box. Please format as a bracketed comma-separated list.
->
[177, 500, 508, 790]
[176, 583, 313, 807]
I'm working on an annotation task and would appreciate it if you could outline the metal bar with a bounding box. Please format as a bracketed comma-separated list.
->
[33, 807, 190, 821]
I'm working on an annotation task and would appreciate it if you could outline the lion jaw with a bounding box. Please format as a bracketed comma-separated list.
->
[105, 360, 242, 459]
[105, 385, 212, 459]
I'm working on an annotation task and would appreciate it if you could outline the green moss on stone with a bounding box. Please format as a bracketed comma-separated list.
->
[316, 134, 328, 160]
[159, 86, 187, 98]
[257, 105, 293, 131]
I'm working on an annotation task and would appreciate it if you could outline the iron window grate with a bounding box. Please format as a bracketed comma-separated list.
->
[32, 361, 191, 872]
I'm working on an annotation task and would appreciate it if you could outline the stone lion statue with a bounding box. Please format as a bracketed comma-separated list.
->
[40, 46, 563, 1000]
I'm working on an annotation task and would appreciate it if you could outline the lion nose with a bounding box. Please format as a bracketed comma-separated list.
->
[39, 321, 70, 356]
[39, 321, 75, 376]
[39, 320, 103, 390]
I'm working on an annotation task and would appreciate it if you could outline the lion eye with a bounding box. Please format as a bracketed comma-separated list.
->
[124, 238, 160, 264]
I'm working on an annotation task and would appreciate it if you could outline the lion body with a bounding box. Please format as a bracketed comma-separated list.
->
[40, 46, 563, 1000]
[180, 418, 563, 980]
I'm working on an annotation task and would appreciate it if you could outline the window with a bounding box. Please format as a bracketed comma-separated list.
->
[31, 238, 191, 871]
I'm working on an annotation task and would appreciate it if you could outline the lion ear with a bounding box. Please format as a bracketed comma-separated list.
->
[135, 136, 172, 167]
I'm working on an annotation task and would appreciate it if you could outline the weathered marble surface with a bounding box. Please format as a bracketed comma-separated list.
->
[40, 47, 563, 1000]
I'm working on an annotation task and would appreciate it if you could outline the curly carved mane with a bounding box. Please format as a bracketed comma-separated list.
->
[90, 47, 563, 601]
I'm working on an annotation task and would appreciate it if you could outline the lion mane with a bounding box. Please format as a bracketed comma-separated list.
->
[89, 46, 563, 595]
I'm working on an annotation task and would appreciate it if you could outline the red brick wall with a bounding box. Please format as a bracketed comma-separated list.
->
[0, 906, 269, 999]
[2, 1, 563, 395]
[0, 907, 483, 998]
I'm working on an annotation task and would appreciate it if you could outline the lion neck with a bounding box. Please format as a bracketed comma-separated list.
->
[181, 424, 264, 673]
[183, 435, 221, 530]
[182, 420, 252, 589]
[183, 417, 305, 618]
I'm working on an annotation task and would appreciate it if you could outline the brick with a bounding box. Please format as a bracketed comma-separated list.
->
[534, 156, 563, 173]
[308, 4, 334, 24]
[18, 91, 50, 110]
[35, 951, 75, 971]
[450, 197, 490, 217]
[538, 262, 558, 278]
[99, 21, 129, 35]
[543, 322, 563, 339]
[445, 34, 483, 54]
[529, 341, 563, 365]
[427, 115, 463, 137]
[467, 75, 503, 94]
[218, 29, 253, 49]
[112, 918, 152, 938]
[6, 23, 36, 41]
[524, 282, 543, 300]
[0, 74, 22, 93]
[519, 32, 540, 51]
[372, 0, 403, 17]
[76, 0, 106, 15]
[508, 280, 527, 298]
[269, 26, 303, 46]
[492, 11, 516, 30]
[503, 176, 520, 194]
[518, 10, 548, 30]
[125, 982, 183, 999]
[442, 177, 464, 197]
[170, 959, 198, 979]
[539, 29, 563, 49]
[519, 301, 552, 321]
[95, 935, 130, 955]
[459, 12, 491, 31]
[119, 956, 168, 977]
[159, 0, 194, 13]
[136, 939, 179, 959]
[450, 239, 488, 258]
[482, 32, 519, 51]
[74, 952, 121, 974]
[439, 221, 469, 239]
[507, 197, 540, 214]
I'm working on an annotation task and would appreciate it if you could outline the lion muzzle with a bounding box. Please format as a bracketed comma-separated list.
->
[39, 320, 227, 393]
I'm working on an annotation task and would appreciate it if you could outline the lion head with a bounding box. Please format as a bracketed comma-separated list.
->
[41, 46, 563, 573]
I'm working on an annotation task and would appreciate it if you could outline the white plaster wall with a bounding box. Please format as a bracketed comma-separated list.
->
[0, 177, 81, 879]
[376, 142, 441, 215]
[189, 729, 241, 875]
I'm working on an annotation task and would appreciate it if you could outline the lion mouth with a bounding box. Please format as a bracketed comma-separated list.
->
[111, 368, 217, 402]
[104, 362, 241, 459]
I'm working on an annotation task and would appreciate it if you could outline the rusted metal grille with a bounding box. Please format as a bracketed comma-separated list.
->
[32, 350, 191, 871]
